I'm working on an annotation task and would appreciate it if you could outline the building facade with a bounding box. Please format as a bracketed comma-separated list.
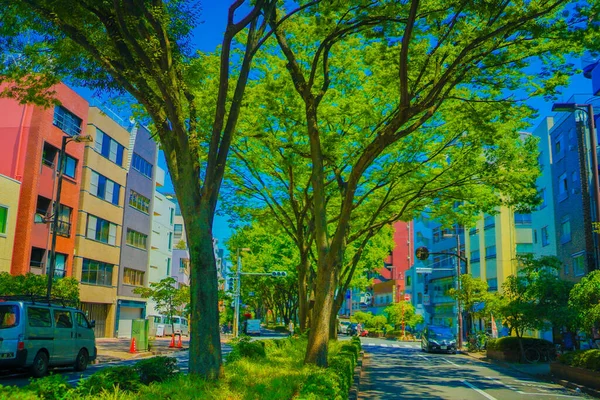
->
[0, 175, 21, 273]
[0, 83, 88, 278]
[74, 107, 130, 338]
[115, 125, 157, 337]
[147, 167, 175, 316]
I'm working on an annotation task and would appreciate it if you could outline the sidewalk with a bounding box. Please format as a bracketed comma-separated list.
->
[94, 334, 233, 364]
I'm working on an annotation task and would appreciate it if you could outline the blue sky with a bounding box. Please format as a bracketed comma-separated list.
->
[82, 3, 599, 252]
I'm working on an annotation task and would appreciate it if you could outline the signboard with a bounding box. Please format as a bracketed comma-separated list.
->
[404, 294, 410, 301]
[423, 294, 430, 306]
[416, 267, 433, 274]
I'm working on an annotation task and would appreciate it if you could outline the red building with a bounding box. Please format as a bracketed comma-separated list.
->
[371, 221, 414, 310]
[0, 83, 89, 277]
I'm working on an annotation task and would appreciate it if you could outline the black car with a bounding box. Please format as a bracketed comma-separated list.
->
[421, 325, 457, 354]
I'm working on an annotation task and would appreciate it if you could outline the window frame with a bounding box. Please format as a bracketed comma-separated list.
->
[0, 205, 7, 235]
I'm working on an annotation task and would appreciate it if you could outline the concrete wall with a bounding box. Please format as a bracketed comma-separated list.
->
[0, 175, 20, 272]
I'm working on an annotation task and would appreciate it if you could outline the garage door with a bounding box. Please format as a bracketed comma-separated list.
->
[117, 307, 142, 338]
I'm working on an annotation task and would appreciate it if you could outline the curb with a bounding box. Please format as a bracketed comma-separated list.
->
[348, 350, 365, 400]
[554, 379, 600, 398]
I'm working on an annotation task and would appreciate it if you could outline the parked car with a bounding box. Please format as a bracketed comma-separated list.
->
[0, 296, 97, 377]
[421, 325, 457, 354]
[338, 320, 351, 335]
[245, 319, 261, 335]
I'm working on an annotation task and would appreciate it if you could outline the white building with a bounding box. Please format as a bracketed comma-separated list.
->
[147, 166, 175, 315]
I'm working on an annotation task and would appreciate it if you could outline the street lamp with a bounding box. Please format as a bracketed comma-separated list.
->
[233, 247, 251, 338]
[44, 134, 93, 298]
[552, 102, 599, 271]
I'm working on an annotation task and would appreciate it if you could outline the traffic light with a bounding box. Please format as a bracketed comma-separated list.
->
[271, 271, 287, 277]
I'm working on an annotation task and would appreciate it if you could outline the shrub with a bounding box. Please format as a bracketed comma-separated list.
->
[0, 385, 38, 400]
[328, 356, 353, 394]
[351, 336, 362, 351]
[135, 356, 178, 384]
[299, 369, 343, 400]
[226, 335, 267, 362]
[486, 337, 553, 352]
[340, 343, 359, 362]
[559, 349, 600, 372]
[24, 374, 72, 400]
[272, 326, 289, 333]
[76, 365, 141, 396]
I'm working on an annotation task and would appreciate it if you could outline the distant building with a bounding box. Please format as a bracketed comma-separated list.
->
[0, 83, 88, 278]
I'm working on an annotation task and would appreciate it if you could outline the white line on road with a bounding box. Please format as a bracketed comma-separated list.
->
[418, 355, 429, 362]
[486, 377, 518, 391]
[380, 344, 388, 347]
[392, 344, 400, 348]
[441, 357, 460, 367]
[515, 391, 582, 398]
[403, 344, 412, 348]
[462, 380, 498, 400]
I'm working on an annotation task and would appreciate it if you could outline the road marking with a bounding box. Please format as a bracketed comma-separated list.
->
[462, 380, 498, 400]
[441, 357, 460, 367]
[418, 355, 429, 362]
[514, 391, 581, 398]
[380, 344, 388, 347]
[392, 344, 400, 348]
[403, 344, 412, 348]
[486, 377, 518, 391]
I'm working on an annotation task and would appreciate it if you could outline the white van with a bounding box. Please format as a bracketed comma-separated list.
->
[147, 314, 173, 337]
[0, 297, 97, 377]
[245, 319, 261, 336]
[171, 316, 189, 336]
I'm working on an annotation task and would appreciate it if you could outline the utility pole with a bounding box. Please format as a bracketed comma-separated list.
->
[456, 233, 463, 350]
[233, 248, 243, 338]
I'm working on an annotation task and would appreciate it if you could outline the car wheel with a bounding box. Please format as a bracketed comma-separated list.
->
[74, 349, 89, 372]
[30, 351, 49, 378]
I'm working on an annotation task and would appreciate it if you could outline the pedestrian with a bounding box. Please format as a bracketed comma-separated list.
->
[289, 320, 294, 336]
[382, 326, 387, 336]
[356, 322, 362, 337]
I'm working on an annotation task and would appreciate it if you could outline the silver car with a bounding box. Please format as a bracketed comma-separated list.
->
[0, 297, 97, 377]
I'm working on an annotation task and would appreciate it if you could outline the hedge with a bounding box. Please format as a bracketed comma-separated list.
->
[558, 349, 600, 372]
[486, 337, 553, 352]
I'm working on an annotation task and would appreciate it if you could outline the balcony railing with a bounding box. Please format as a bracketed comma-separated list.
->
[30, 261, 44, 270]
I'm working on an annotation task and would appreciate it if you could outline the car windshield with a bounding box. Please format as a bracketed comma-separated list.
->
[0, 305, 19, 329]
[429, 331, 454, 340]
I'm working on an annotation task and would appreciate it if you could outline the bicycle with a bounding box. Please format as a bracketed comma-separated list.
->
[524, 346, 557, 363]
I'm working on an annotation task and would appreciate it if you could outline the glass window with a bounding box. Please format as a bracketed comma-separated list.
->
[126, 228, 147, 250]
[132, 153, 153, 179]
[573, 254, 585, 277]
[470, 250, 480, 262]
[485, 246, 496, 259]
[516, 243, 533, 254]
[90, 171, 120, 205]
[95, 130, 104, 153]
[168, 232, 172, 250]
[109, 140, 118, 163]
[54, 310, 73, 328]
[123, 268, 145, 286]
[96, 129, 124, 166]
[170, 208, 174, 225]
[42, 142, 58, 168]
[81, 259, 113, 286]
[487, 278, 498, 291]
[75, 312, 90, 329]
[559, 173, 568, 200]
[484, 214, 495, 228]
[53, 106, 82, 136]
[87, 214, 117, 245]
[63, 155, 77, 179]
[129, 190, 150, 213]
[174, 224, 183, 235]
[27, 307, 52, 328]
[0, 305, 19, 329]
[514, 213, 532, 225]
[166, 258, 171, 276]
[0, 206, 7, 235]
[55, 253, 66, 278]
[560, 218, 571, 243]
[90, 171, 99, 196]
[541, 226, 550, 246]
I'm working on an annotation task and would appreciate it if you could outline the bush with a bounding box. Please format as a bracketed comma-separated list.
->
[76, 366, 141, 396]
[24, 374, 71, 400]
[351, 336, 362, 351]
[486, 337, 553, 352]
[135, 356, 178, 384]
[299, 369, 344, 400]
[226, 335, 267, 362]
[272, 326, 289, 333]
[328, 356, 353, 394]
[0, 385, 38, 400]
[558, 349, 600, 372]
[340, 343, 360, 362]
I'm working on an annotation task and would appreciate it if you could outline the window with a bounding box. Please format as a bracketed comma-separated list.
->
[514, 213, 532, 225]
[485, 245, 496, 259]
[573, 254, 586, 277]
[54, 253, 67, 278]
[516, 243, 533, 255]
[406, 276, 411, 286]
[470, 250, 480, 263]
[560, 217, 571, 243]
[170, 208, 174, 225]
[132, 153, 153, 178]
[42, 142, 58, 168]
[81, 258, 113, 286]
[558, 173, 568, 200]
[62, 155, 77, 179]
[168, 232, 173, 250]
[53, 205, 72, 237]
[123, 268, 145, 286]
[129, 190, 150, 213]
[484, 214, 495, 229]
[432, 228, 440, 243]
[174, 224, 183, 237]
[30, 247, 45, 269]
[54, 310, 73, 328]
[469, 227, 477, 236]
[86, 215, 118, 245]
[90, 171, 120, 205]
[179, 258, 189, 273]
[75, 312, 90, 329]
[0, 305, 19, 329]
[27, 307, 52, 328]
[95, 129, 124, 166]
[126, 228, 147, 250]
[166, 258, 171, 276]
[53, 106, 82, 136]
[539, 188, 547, 209]
[487, 278, 498, 291]
[541, 226, 550, 246]
[0, 206, 7, 235]
[555, 135, 564, 160]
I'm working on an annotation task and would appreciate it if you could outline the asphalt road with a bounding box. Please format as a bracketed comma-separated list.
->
[358, 337, 591, 400]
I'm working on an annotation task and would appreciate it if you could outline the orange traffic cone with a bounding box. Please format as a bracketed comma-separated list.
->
[177, 334, 183, 348]
[129, 337, 137, 353]
[169, 333, 175, 348]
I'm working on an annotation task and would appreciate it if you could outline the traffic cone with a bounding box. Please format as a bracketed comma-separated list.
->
[129, 337, 137, 354]
[169, 333, 175, 348]
[176, 334, 182, 348]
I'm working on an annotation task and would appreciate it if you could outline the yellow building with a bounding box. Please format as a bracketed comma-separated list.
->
[0, 174, 20, 273]
[465, 206, 533, 292]
[73, 107, 130, 338]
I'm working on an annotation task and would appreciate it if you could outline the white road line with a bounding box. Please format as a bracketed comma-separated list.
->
[441, 357, 460, 367]
[515, 391, 581, 398]
[392, 344, 400, 348]
[462, 380, 498, 400]
[403, 344, 412, 348]
[380, 344, 388, 347]
[418, 355, 429, 362]
[486, 377, 518, 391]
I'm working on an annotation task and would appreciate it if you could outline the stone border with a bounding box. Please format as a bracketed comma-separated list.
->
[348, 350, 365, 400]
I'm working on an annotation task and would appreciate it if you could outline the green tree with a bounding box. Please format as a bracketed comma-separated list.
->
[351, 311, 373, 326]
[569, 270, 600, 334]
[134, 277, 188, 336]
[0, 272, 79, 303]
[385, 301, 424, 335]
[370, 315, 388, 332]
[448, 274, 495, 336]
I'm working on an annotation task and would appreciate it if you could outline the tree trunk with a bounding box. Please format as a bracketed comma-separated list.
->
[297, 252, 310, 332]
[185, 200, 222, 379]
[329, 290, 346, 340]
